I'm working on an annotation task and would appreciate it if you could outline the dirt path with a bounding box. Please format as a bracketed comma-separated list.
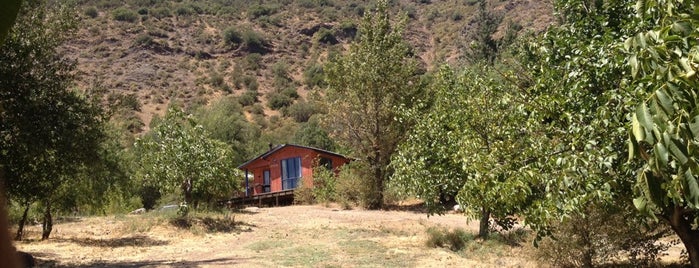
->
[16, 205, 540, 267]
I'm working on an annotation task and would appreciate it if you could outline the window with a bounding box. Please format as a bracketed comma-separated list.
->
[263, 170, 271, 193]
[319, 157, 333, 171]
[281, 157, 301, 189]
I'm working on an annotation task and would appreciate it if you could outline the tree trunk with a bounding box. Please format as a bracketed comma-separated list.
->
[41, 200, 52, 240]
[368, 161, 384, 210]
[666, 205, 699, 268]
[478, 207, 490, 239]
[182, 178, 192, 205]
[14, 203, 29, 241]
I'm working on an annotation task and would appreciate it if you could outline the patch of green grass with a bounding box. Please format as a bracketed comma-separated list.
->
[246, 239, 287, 251]
[278, 245, 331, 266]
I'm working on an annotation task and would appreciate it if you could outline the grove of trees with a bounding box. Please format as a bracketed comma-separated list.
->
[3, 0, 699, 266]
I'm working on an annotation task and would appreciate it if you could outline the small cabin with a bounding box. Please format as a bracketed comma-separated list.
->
[237, 144, 351, 200]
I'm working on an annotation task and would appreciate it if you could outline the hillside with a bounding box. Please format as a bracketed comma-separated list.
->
[65, 0, 554, 133]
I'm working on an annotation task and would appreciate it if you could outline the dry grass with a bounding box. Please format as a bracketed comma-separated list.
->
[16, 205, 543, 267]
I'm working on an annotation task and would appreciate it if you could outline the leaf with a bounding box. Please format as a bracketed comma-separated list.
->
[689, 115, 699, 137]
[629, 54, 639, 77]
[636, 103, 653, 132]
[632, 114, 646, 142]
[683, 169, 699, 209]
[654, 142, 669, 167]
[654, 89, 674, 115]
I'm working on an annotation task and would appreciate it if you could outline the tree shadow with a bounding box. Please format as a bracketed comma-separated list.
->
[169, 216, 256, 233]
[55, 235, 168, 248]
[39, 257, 249, 268]
[382, 202, 428, 214]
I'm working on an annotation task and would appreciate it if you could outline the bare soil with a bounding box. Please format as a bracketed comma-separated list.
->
[15, 204, 542, 267]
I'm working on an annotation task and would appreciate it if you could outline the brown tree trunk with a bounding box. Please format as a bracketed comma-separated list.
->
[666, 205, 699, 268]
[41, 200, 52, 240]
[478, 207, 490, 239]
[182, 178, 192, 205]
[14, 203, 30, 241]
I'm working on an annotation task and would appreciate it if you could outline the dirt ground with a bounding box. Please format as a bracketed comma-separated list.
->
[15, 204, 543, 268]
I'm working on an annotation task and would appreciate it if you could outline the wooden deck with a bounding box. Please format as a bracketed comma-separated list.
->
[224, 189, 295, 207]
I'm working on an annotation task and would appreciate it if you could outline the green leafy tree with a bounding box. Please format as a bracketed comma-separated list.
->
[135, 107, 241, 207]
[392, 65, 534, 238]
[0, 0, 112, 240]
[626, 0, 699, 265]
[324, 0, 424, 209]
[195, 96, 261, 166]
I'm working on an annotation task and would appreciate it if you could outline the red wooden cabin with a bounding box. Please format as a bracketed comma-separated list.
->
[237, 144, 351, 198]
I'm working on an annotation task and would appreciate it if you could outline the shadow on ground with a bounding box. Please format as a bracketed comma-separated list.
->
[169, 216, 257, 233]
[55, 235, 168, 248]
[39, 257, 248, 267]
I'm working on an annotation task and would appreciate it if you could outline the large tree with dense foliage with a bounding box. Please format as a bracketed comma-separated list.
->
[324, 0, 424, 209]
[0, 0, 114, 240]
[626, 0, 699, 265]
[135, 107, 241, 207]
[392, 65, 535, 238]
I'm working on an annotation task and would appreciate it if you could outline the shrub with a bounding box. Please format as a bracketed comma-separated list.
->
[267, 92, 293, 110]
[250, 103, 265, 115]
[209, 72, 225, 88]
[248, 4, 277, 19]
[84, 7, 98, 18]
[303, 64, 325, 88]
[175, 6, 193, 16]
[243, 53, 262, 70]
[281, 88, 299, 99]
[536, 202, 672, 267]
[223, 27, 242, 47]
[335, 161, 374, 208]
[112, 8, 138, 22]
[242, 29, 267, 53]
[425, 227, 473, 251]
[137, 7, 149, 15]
[283, 101, 318, 122]
[311, 165, 336, 204]
[293, 178, 315, 205]
[242, 75, 259, 91]
[134, 34, 154, 47]
[151, 7, 171, 19]
[238, 90, 258, 106]
[314, 28, 338, 44]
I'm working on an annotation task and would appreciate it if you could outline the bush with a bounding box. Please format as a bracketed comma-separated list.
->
[113, 8, 138, 22]
[242, 30, 267, 53]
[238, 90, 258, 106]
[243, 53, 263, 70]
[312, 165, 336, 204]
[335, 161, 374, 208]
[281, 88, 299, 99]
[536, 202, 672, 267]
[303, 64, 325, 88]
[151, 7, 172, 19]
[223, 27, 242, 47]
[175, 6, 193, 16]
[84, 7, 98, 18]
[426, 227, 474, 251]
[242, 75, 259, 91]
[267, 92, 293, 110]
[137, 7, 148, 15]
[248, 4, 277, 19]
[293, 177, 315, 205]
[209, 72, 225, 88]
[134, 34, 154, 47]
[314, 28, 338, 44]
[283, 101, 319, 122]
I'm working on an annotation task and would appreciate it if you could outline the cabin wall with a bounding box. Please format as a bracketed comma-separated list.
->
[240, 146, 352, 196]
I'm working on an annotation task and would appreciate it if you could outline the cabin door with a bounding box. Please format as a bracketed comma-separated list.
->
[263, 170, 271, 193]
